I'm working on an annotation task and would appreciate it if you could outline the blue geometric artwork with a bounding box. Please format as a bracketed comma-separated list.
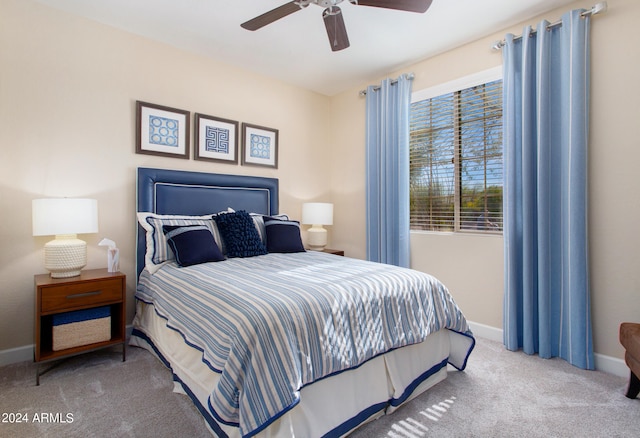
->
[205, 126, 230, 154]
[249, 133, 271, 160]
[149, 115, 179, 147]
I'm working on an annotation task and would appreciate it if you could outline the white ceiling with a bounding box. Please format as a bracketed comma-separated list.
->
[34, 0, 579, 96]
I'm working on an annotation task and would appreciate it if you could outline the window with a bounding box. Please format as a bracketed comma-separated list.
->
[410, 68, 503, 233]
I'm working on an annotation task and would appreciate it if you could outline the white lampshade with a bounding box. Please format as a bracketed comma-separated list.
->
[32, 198, 98, 278]
[302, 203, 333, 226]
[302, 203, 333, 251]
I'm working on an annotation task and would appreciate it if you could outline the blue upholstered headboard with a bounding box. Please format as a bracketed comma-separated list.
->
[136, 167, 279, 277]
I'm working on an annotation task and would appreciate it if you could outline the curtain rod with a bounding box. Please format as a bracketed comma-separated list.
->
[491, 1, 607, 51]
[358, 73, 415, 97]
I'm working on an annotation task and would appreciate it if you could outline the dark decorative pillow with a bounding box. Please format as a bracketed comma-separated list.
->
[250, 212, 289, 245]
[214, 210, 267, 258]
[163, 225, 224, 267]
[263, 216, 305, 253]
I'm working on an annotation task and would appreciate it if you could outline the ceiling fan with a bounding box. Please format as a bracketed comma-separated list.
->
[241, 0, 433, 52]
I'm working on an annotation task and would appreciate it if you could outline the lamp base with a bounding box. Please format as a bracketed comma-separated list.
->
[307, 226, 327, 251]
[44, 234, 87, 278]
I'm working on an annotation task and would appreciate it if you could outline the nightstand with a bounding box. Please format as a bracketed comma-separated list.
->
[322, 248, 344, 256]
[34, 268, 126, 385]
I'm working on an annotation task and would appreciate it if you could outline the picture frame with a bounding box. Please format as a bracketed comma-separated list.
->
[194, 113, 239, 164]
[241, 123, 278, 169]
[136, 101, 190, 159]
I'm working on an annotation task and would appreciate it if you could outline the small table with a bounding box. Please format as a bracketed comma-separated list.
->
[34, 268, 126, 385]
[321, 248, 344, 256]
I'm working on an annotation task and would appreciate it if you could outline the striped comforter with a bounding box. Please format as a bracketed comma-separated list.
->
[136, 251, 473, 437]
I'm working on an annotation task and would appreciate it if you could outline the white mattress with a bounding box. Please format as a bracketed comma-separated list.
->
[130, 300, 458, 437]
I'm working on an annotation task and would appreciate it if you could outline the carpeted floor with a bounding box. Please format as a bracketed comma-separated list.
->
[1, 337, 638, 437]
[351, 338, 640, 438]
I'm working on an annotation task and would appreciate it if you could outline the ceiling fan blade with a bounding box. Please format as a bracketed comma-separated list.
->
[241, 2, 302, 31]
[323, 7, 350, 52]
[355, 0, 433, 13]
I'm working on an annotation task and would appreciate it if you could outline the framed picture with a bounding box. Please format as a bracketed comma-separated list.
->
[241, 123, 278, 168]
[136, 101, 190, 159]
[194, 113, 239, 164]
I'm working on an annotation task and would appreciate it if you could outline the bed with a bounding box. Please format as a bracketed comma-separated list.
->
[130, 167, 475, 438]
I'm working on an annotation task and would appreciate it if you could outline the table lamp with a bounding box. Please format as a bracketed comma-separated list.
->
[32, 198, 99, 278]
[302, 202, 333, 251]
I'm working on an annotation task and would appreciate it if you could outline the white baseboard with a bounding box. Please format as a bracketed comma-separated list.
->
[467, 320, 629, 378]
[468, 321, 503, 343]
[0, 325, 135, 368]
[594, 353, 628, 378]
[0, 324, 630, 378]
[0, 344, 33, 367]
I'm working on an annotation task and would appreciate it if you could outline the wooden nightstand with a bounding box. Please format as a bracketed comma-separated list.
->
[34, 268, 126, 385]
[322, 248, 344, 256]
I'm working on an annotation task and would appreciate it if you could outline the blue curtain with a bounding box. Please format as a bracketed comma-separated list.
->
[503, 9, 594, 369]
[365, 75, 412, 267]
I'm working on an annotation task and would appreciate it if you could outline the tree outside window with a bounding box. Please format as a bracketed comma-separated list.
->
[410, 78, 503, 233]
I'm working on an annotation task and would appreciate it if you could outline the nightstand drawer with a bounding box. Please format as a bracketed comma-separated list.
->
[41, 279, 122, 313]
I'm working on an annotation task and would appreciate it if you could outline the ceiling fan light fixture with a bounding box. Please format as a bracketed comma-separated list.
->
[322, 6, 349, 51]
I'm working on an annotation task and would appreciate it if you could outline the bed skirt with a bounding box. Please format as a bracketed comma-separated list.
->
[130, 300, 470, 437]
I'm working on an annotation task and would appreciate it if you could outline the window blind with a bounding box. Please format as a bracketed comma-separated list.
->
[410, 79, 503, 232]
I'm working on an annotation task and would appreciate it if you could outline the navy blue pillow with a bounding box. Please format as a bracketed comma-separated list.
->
[263, 216, 305, 253]
[214, 210, 267, 258]
[163, 225, 224, 267]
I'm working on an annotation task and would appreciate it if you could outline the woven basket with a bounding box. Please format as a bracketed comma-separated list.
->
[52, 307, 111, 351]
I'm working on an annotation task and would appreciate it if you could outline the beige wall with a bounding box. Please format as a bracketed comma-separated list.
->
[330, 0, 640, 361]
[0, 0, 332, 352]
[2, 0, 639, 366]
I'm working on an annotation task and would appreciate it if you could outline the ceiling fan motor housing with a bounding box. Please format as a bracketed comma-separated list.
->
[296, 0, 347, 8]
[316, 0, 345, 7]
